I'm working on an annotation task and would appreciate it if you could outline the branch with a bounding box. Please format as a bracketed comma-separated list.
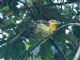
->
[8, 22, 80, 44]
[55, 23, 80, 32]
[22, 22, 80, 60]
[8, 30, 25, 44]
[49, 38, 68, 60]
[5, 22, 80, 59]
[73, 45, 80, 60]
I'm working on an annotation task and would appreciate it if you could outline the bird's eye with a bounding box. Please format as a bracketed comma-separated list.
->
[52, 21, 54, 22]
[51, 20, 55, 22]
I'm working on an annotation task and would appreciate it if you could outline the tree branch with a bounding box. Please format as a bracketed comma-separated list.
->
[22, 22, 80, 60]
[8, 22, 80, 44]
[73, 45, 80, 60]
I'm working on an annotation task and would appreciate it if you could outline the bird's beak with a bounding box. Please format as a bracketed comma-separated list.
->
[54, 20, 61, 25]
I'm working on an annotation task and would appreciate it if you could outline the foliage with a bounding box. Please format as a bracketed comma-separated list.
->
[0, 0, 80, 60]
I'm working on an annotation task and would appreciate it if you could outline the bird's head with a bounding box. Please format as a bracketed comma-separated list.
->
[48, 20, 61, 25]
[36, 20, 60, 32]
[48, 20, 60, 32]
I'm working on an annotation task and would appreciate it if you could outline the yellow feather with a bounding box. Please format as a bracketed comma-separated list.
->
[32, 20, 57, 41]
[48, 20, 57, 32]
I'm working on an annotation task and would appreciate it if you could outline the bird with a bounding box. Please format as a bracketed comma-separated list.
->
[29, 20, 60, 41]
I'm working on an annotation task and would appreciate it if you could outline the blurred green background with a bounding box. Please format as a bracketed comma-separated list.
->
[0, 0, 80, 60]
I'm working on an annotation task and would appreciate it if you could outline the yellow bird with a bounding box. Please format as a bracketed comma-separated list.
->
[30, 20, 60, 41]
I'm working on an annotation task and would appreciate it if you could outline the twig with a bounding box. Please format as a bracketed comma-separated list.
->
[8, 30, 25, 44]
[73, 45, 80, 60]
[49, 38, 68, 60]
